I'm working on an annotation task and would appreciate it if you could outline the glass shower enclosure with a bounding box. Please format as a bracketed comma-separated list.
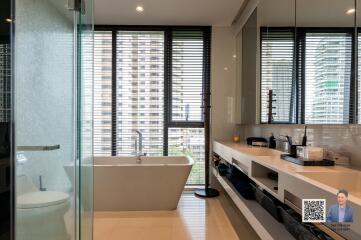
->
[13, 0, 93, 240]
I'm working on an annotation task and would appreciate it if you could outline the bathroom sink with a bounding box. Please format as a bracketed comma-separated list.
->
[297, 171, 361, 197]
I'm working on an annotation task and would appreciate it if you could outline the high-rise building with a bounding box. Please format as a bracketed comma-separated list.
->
[0, 43, 10, 122]
[261, 33, 294, 123]
[93, 31, 205, 184]
[305, 34, 351, 124]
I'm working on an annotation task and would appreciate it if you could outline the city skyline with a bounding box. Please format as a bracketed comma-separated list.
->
[93, 31, 205, 184]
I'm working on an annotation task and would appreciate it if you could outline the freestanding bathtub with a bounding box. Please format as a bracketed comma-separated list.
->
[94, 156, 193, 211]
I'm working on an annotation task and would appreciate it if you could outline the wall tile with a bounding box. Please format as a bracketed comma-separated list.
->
[240, 124, 361, 167]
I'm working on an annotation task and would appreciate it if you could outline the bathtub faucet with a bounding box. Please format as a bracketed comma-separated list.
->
[135, 130, 143, 154]
[134, 130, 146, 163]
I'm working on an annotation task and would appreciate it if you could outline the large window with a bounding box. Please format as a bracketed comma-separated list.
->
[94, 31, 112, 155]
[116, 31, 165, 156]
[0, 41, 10, 122]
[171, 31, 204, 122]
[93, 27, 211, 185]
[304, 32, 352, 124]
[260, 28, 354, 124]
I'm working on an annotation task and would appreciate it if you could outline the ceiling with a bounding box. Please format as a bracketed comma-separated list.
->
[94, 0, 244, 26]
[258, 0, 356, 27]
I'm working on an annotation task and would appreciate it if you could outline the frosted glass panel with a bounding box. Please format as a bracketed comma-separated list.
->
[14, 0, 93, 240]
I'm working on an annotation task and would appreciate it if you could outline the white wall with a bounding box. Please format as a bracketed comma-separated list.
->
[15, 0, 74, 192]
[210, 27, 237, 142]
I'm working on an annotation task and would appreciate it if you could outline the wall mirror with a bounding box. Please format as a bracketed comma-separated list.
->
[257, 0, 296, 124]
[253, 0, 358, 124]
[296, 0, 355, 125]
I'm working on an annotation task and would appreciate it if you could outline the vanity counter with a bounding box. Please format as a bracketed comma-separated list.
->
[213, 141, 361, 239]
[214, 141, 361, 203]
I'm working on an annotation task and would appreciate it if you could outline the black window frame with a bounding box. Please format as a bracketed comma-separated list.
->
[260, 26, 356, 124]
[94, 25, 211, 159]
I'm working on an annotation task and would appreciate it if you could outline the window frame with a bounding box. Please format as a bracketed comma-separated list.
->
[94, 25, 211, 159]
[260, 27, 356, 124]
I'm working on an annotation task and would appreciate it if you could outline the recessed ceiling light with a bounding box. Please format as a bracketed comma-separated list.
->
[136, 5, 144, 13]
[5, 18, 12, 23]
[346, 8, 355, 15]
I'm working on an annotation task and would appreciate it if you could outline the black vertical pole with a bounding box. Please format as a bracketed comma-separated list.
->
[268, 90, 273, 124]
[195, 27, 219, 198]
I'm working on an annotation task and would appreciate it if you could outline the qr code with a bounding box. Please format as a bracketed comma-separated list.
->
[302, 199, 326, 222]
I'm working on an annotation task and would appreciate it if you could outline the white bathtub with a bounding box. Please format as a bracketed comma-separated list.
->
[94, 156, 193, 211]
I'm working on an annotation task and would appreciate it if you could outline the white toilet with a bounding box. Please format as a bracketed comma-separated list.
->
[16, 175, 71, 240]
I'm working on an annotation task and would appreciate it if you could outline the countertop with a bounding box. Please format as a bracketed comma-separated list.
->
[214, 141, 361, 205]
[216, 141, 352, 173]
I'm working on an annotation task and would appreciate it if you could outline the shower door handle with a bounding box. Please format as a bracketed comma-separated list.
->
[17, 145, 60, 151]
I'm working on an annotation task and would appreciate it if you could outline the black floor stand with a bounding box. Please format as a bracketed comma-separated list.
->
[195, 88, 219, 198]
[194, 187, 219, 198]
[194, 154, 219, 198]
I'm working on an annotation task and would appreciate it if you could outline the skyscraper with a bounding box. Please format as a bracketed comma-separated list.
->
[305, 33, 351, 124]
[93, 31, 205, 184]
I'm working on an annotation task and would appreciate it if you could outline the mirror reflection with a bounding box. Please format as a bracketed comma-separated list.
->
[257, 0, 357, 124]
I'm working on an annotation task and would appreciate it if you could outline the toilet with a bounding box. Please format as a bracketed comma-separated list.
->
[16, 175, 71, 240]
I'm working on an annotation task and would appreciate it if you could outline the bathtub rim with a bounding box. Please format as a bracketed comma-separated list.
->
[93, 155, 194, 167]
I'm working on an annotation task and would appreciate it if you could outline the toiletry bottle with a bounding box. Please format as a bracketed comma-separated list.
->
[269, 133, 276, 149]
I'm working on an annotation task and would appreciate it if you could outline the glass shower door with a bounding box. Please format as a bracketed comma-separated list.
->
[14, 0, 93, 240]
[77, 1, 94, 240]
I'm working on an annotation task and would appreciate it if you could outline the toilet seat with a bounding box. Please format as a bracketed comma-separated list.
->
[17, 191, 70, 209]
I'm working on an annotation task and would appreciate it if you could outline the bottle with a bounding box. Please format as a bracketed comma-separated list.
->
[269, 133, 276, 149]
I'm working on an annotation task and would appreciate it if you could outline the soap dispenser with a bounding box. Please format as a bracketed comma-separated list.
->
[269, 133, 276, 149]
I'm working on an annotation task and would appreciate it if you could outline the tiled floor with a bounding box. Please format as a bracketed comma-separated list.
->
[94, 193, 240, 240]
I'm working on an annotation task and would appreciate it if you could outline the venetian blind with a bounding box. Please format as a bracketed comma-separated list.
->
[304, 32, 352, 124]
[261, 28, 296, 123]
[93, 31, 112, 156]
[116, 31, 165, 156]
[171, 31, 204, 122]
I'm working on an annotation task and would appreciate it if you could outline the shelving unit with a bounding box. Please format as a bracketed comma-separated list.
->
[213, 168, 294, 240]
[251, 161, 279, 196]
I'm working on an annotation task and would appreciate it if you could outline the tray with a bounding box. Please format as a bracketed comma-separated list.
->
[280, 154, 335, 166]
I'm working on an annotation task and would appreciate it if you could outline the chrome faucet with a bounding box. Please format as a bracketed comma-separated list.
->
[276, 135, 290, 153]
[134, 130, 146, 164]
[135, 130, 143, 154]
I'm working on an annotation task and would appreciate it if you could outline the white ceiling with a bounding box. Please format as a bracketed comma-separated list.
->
[258, 0, 356, 27]
[94, 0, 244, 26]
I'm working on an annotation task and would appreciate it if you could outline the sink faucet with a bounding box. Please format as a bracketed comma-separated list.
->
[135, 130, 143, 154]
[134, 130, 146, 163]
[276, 135, 290, 153]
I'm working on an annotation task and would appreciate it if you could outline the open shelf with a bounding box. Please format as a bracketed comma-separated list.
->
[213, 168, 294, 240]
[251, 162, 278, 195]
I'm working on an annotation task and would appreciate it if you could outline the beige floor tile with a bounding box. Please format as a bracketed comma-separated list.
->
[94, 193, 239, 240]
